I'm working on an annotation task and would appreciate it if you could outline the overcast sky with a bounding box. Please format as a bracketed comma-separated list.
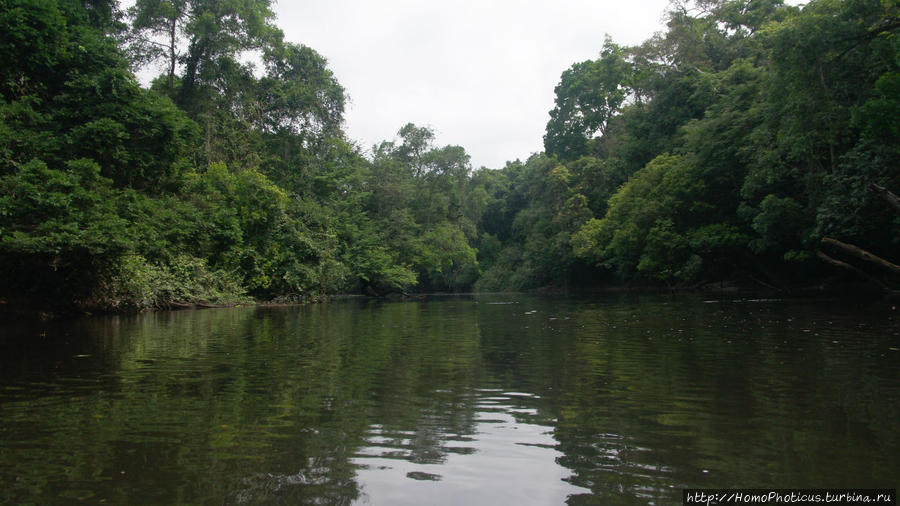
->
[274, 0, 673, 169]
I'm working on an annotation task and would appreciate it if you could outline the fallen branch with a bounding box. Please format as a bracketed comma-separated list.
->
[821, 237, 900, 277]
[816, 249, 890, 292]
[868, 183, 900, 213]
[748, 275, 781, 291]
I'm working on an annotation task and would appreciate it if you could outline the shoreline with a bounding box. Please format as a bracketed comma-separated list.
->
[2, 278, 893, 322]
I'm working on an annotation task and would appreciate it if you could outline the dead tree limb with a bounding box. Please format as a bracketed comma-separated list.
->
[821, 237, 900, 277]
[816, 249, 890, 292]
[868, 183, 900, 213]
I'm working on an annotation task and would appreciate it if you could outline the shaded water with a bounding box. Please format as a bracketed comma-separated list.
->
[0, 295, 898, 504]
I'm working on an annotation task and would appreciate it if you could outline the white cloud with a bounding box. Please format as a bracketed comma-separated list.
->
[276, 0, 671, 168]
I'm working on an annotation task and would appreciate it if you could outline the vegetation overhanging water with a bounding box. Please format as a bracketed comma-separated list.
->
[1, 0, 898, 315]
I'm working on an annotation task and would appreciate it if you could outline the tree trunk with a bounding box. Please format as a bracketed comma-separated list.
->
[179, 37, 208, 109]
[168, 16, 177, 94]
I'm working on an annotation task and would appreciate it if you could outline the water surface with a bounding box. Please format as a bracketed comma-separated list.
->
[1, 295, 898, 504]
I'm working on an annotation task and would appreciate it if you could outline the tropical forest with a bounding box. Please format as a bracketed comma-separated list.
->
[1, 0, 898, 315]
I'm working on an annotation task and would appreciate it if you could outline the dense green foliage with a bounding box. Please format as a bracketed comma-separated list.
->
[530, 0, 899, 290]
[1, 0, 897, 312]
[565, 0, 900, 288]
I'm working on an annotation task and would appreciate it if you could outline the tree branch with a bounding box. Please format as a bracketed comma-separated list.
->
[821, 237, 900, 277]
[868, 183, 900, 213]
[131, 35, 171, 50]
[816, 249, 890, 292]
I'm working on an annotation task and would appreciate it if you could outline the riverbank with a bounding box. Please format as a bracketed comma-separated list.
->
[5, 275, 895, 323]
[0, 299, 241, 322]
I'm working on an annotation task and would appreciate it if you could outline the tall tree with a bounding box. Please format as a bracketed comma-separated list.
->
[127, 0, 187, 92]
[128, 0, 281, 104]
[544, 38, 631, 160]
[258, 43, 345, 149]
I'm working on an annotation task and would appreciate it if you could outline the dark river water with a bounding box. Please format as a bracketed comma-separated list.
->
[1, 295, 898, 504]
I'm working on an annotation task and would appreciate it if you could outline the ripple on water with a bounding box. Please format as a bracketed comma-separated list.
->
[351, 389, 590, 506]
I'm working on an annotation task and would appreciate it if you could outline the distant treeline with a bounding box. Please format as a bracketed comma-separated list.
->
[1, 0, 897, 313]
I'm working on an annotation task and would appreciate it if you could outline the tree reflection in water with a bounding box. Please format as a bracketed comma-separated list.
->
[0, 295, 898, 504]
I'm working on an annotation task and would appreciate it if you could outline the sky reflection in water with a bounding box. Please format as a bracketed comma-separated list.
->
[352, 389, 589, 505]
[0, 295, 898, 504]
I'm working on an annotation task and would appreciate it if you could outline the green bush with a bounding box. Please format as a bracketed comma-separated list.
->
[92, 254, 250, 311]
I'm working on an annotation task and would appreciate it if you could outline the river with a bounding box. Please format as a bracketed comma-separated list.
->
[1, 294, 898, 504]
